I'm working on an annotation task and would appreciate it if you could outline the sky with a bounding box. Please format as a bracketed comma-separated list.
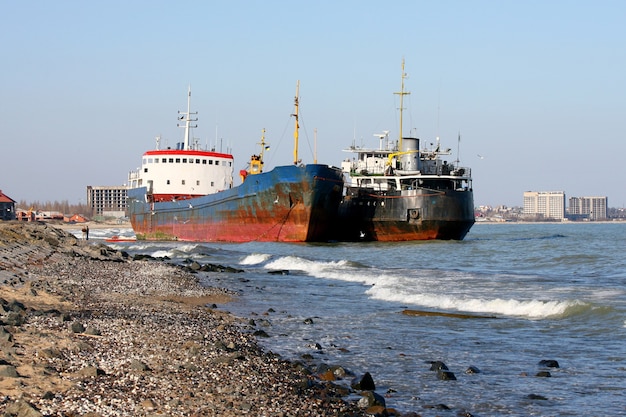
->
[1, 1, 625, 208]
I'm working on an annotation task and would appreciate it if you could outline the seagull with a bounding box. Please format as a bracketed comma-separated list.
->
[477, 154, 485, 159]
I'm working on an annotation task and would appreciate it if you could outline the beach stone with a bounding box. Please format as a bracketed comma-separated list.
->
[318, 369, 336, 381]
[268, 269, 289, 275]
[141, 398, 157, 410]
[84, 326, 102, 336]
[38, 347, 62, 359]
[536, 371, 551, 377]
[7, 299, 26, 312]
[130, 359, 151, 371]
[466, 365, 481, 374]
[41, 391, 55, 400]
[437, 369, 457, 380]
[3, 311, 25, 326]
[429, 360, 449, 371]
[3, 399, 43, 417]
[357, 391, 386, 408]
[332, 365, 349, 378]
[527, 393, 548, 400]
[69, 321, 85, 333]
[0, 326, 14, 343]
[0, 364, 20, 377]
[78, 366, 106, 377]
[257, 318, 271, 327]
[351, 372, 376, 391]
[538, 359, 560, 368]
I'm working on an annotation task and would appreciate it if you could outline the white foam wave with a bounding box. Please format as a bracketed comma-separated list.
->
[151, 250, 175, 258]
[175, 243, 200, 253]
[367, 284, 583, 319]
[240, 253, 272, 265]
[126, 243, 155, 251]
[265, 256, 360, 278]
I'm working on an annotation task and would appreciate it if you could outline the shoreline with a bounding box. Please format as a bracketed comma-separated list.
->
[0, 222, 372, 416]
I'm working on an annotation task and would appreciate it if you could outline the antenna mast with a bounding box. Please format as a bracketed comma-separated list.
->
[455, 132, 461, 167]
[394, 59, 410, 152]
[177, 85, 198, 150]
[292, 81, 300, 165]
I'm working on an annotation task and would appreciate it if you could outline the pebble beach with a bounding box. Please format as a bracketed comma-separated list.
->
[0, 222, 374, 417]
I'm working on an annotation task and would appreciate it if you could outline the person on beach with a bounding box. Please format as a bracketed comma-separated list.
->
[82, 225, 89, 240]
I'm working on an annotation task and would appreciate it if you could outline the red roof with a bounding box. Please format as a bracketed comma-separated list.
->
[0, 190, 16, 203]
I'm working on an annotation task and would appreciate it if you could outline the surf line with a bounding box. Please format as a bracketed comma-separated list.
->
[402, 309, 498, 319]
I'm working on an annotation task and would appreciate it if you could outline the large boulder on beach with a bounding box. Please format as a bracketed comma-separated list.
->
[351, 371, 376, 391]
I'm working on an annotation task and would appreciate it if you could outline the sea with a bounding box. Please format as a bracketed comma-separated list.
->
[79, 223, 626, 416]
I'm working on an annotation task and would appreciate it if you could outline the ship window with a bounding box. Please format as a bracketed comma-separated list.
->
[167, 180, 170, 185]
[208, 160, 213, 165]
[162, 158, 167, 163]
[176, 158, 181, 163]
[143, 168, 148, 173]
[196, 180, 200, 186]
[211, 181, 214, 186]
[188, 159, 193, 164]
[182, 158, 187, 163]
[195, 159, 200, 164]
[182, 180, 185, 185]
[215, 161, 220, 166]
[142, 158, 147, 165]
[203, 160, 207, 164]
[168, 158, 174, 163]
[229, 161, 232, 166]
[154, 159, 158, 163]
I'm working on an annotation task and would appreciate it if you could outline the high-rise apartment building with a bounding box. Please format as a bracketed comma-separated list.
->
[568, 196, 608, 220]
[523, 191, 566, 220]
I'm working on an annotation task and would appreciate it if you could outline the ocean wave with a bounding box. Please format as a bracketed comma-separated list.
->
[366, 285, 589, 319]
[240, 253, 272, 265]
[264, 256, 361, 279]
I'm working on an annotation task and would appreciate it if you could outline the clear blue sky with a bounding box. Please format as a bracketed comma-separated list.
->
[2, 1, 625, 207]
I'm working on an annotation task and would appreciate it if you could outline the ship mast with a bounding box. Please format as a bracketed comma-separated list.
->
[259, 128, 268, 165]
[177, 86, 198, 150]
[292, 81, 300, 165]
[394, 59, 410, 152]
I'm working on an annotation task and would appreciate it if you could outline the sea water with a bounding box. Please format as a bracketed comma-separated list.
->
[95, 223, 626, 416]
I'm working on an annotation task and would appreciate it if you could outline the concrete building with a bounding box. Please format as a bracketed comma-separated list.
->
[568, 196, 608, 220]
[87, 186, 128, 218]
[0, 190, 16, 221]
[523, 191, 566, 220]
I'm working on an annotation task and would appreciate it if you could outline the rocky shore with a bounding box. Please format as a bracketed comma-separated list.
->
[0, 222, 383, 417]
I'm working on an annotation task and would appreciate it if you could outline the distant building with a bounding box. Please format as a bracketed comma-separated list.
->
[0, 190, 16, 221]
[523, 191, 566, 220]
[87, 186, 129, 217]
[568, 196, 608, 220]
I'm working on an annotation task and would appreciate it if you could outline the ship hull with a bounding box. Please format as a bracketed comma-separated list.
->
[128, 165, 344, 242]
[335, 187, 475, 241]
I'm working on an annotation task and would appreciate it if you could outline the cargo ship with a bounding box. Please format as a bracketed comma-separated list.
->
[126, 85, 344, 242]
[335, 61, 475, 241]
